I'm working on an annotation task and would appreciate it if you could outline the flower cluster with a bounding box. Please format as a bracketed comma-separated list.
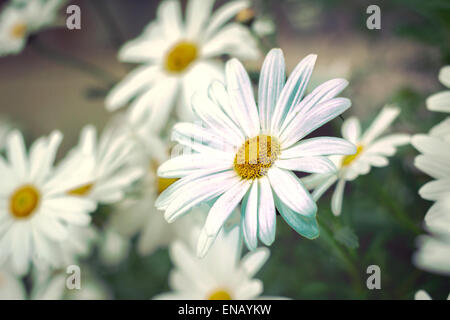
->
[0, 0, 447, 301]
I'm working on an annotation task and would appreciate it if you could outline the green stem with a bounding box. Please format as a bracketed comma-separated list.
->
[317, 216, 366, 298]
[30, 37, 117, 87]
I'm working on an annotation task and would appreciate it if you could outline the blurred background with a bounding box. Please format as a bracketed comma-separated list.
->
[1, 0, 449, 299]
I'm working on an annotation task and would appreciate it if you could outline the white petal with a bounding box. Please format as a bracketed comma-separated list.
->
[6, 130, 28, 181]
[271, 54, 317, 135]
[331, 179, 346, 216]
[415, 155, 450, 180]
[341, 117, 361, 143]
[204, 0, 249, 40]
[439, 66, 450, 88]
[280, 98, 352, 148]
[225, 58, 260, 137]
[203, 179, 251, 237]
[164, 172, 240, 222]
[241, 247, 270, 277]
[185, 0, 214, 38]
[258, 48, 285, 132]
[267, 167, 316, 217]
[419, 178, 450, 201]
[280, 78, 348, 135]
[281, 137, 356, 159]
[360, 105, 400, 145]
[157, 154, 232, 178]
[257, 177, 276, 245]
[105, 65, 159, 111]
[427, 90, 450, 113]
[276, 157, 336, 174]
[241, 181, 258, 250]
[191, 92, 245, 146]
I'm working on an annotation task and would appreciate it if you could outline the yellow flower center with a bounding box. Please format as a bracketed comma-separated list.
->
[165, 41, 198, 73]
[68, 183, 94, 196]
[341, 145, 364, 167]
[9, 185, 40, 219]
[157, 177, 178, 194]
[11, 23, 27, 39]
[150, 160, 178, 194]
[208, 289, 233, 300]
[234, 135, 280, 180]
[235, 8, 255, 24]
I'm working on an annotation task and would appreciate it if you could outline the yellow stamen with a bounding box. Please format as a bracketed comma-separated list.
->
[10, 23, 27, 39]
[157, 177, 178, 194]
[234, 135, 280, 180]
[150, 160, 178, 194]
[68, 183, 94, 196]
[165, 41, 198, 73]
[208, 289, 233, 300]
[341, 145, 364, 167]
[235, 8, 255, 24]
[9, 185, 40, 219]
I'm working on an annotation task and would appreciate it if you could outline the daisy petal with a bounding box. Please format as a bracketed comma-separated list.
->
[105, 66, 159, 111]
[360, 105, 400, 145]
[6, 130, 28, 181]
[225, 58, 260, 137]
[279, 78, 349, 134]
[257, 176, 276, 246]
[274, 194, 319, 239]
[204, 179, 251, 237]
[341, 117, 361, 144]
[276, 157, 337, 174]
[258, 48, 285, 132]
[281, 97, 352, 148]
[204, 1, 249, 40]
[241, 181, 258, 250]
[427, 91, 450, 113]
[268, 167, 316, 217]
[271, 54, 317, 134]
[281, 137, 356, 159]
[331, 178, 346, 216]
[241, 247, 270, 277]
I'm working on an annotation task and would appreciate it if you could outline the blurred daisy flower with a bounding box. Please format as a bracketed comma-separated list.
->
[58, 121, 144, 205]
[412, 65, 450, 277]
[0, 268, 66, 299]
[0, 0, 66, 57]
[426, 66, 450, 113]
[156, 48, 355, 256]
[414, 290, 450, 300]
[0, 130, 96, 275]
[304, 105, 410, 216]
[413, 234, 450, 276]
[412, 123, 450, 235]
[154, 225, 285, 300]
[106, 0, 260, 132]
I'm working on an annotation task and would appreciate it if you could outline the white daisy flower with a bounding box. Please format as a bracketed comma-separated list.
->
[58, 122, 144, 205]
[426, 65, 450, 113]
[156, 48, 356, 256]
[303, 105, 410, 216]
[0, 130, 96, 275]
[154, 225, 285, 300]
[413, 234, 450, 276]
[105, 0, 260, 132]
[412, 129, 450, 235]
[414, 289, 450, 300]
[0, 0, 66, 57]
